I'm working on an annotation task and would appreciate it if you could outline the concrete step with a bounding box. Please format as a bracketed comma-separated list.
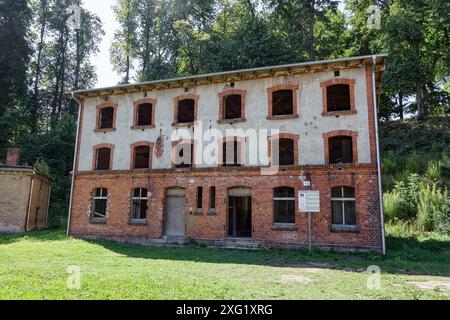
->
[214, 238, 260, 250]
[163, 235, 186, 245]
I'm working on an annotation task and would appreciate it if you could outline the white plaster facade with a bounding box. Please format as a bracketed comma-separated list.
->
[77, 67, 372, 171]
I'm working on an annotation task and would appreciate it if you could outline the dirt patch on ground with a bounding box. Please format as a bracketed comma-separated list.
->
[410, 280, 450, 292]
[280, 275, 313, 284]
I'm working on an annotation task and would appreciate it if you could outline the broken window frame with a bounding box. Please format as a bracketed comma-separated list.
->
[273, 187, 296, 224]
[91, 188, 108, 220]
[131, 188, 148, 221]
[99, 107, 114, 129]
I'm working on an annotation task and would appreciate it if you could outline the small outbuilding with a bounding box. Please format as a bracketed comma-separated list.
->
[0, 149, 52, 234]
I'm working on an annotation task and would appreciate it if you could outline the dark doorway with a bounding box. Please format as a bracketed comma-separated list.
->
[227, 188, 252, 238]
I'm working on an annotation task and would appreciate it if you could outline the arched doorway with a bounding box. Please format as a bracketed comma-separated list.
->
[165, 187, 186, 238]
[227, 187, 252, 238]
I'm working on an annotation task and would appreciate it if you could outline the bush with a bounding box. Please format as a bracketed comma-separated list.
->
[405, 152, 426, 175]
[382, 151, 402, 176]
[418, 183, 450, 234]
[393, 174, 421, 219]
[383, 191, 404, 221]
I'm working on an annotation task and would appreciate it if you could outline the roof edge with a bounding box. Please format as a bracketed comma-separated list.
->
[73, 54, 387, 97]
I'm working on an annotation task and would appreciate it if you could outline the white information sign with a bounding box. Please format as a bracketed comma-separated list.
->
[298, 191, 320, 213]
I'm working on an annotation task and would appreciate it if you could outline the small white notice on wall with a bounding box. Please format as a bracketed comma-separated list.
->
[299, 191, 320, 213]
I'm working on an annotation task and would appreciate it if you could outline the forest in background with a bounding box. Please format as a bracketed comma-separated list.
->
[0, 0, 449, 229]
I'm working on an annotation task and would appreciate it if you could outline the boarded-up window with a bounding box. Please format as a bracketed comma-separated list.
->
[177, 99, 195, 123]
[92, 188, 107, 220]
[222, 139, 241, 167]
[137, 103, 153, 126]
[174, 143, 194, 168]
[131, 188, 148, 220]
[274, 187, 295, 223]
[329, 136, 353, 164]
[327, 84, 350, 111]
[134, 146, 150, 169]
[96, 148, 111, 170]
[272, 90, 293, 116]
[331, 186, 356, 225]
[99, 107, 114, 129]
[273, 138, 294, 166]
[224, 95, 242, 119]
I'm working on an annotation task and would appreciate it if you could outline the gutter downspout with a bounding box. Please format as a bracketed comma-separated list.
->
[67, 93, 82, 237]
[372, 55, 386, 255]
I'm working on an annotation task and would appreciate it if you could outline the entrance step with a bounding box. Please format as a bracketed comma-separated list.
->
[163, 235, 186, 245]
[214, 238, 260, 250]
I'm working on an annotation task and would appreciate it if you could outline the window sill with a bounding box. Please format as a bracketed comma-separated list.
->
[271, 223, 297, 231]
[131, 125, 156, 130]
[331, 225, 358, 233]
[128, 219, 147, 226]
[94, 128, 116, 133]
[207, 209, 217, 216]
[217, 118, 246, 124]
[192, 209, 203, 216]
[90, 218, 106, 225]
[322, 110, 357, 117]
[172, 122, 194, 128]
[267, 114, 299, 121]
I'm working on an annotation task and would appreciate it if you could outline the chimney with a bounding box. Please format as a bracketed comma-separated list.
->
[6, 148, 20, 166]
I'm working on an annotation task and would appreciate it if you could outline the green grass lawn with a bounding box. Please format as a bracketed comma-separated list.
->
[1, 227, 449, 300]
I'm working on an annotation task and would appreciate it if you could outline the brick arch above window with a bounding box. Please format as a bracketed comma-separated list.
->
[130, 141, 154, 170]
[322, 130, 359, 164]
[218, 89, 246, 123]
[132, 98, 157, 130]
[320, 78, 356, 116]
[92, 143, 115, 171]
[173, 94, 199, 127]
[267, 83, 299, 120]
[268, 133, 300, 166]
[95, 102, 118, 132]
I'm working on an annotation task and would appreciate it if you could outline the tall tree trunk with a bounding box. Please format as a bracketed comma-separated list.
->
[125, 54, 130, 83]
[307, 0, 315, 60]
[30, 0, 48, 130]
[416, 83, 425, 117]
[398, 92, 404, 120]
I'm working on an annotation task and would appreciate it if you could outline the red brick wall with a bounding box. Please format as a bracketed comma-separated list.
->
[69, 165, 382, 252]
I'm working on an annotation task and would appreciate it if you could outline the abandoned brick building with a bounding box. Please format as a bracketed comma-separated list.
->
[0, 149, 52, 234]
[68, 54, 387, 252]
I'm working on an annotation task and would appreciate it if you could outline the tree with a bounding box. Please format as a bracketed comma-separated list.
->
[0, 0, 31, 155]
[111, 0, 138, 84]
